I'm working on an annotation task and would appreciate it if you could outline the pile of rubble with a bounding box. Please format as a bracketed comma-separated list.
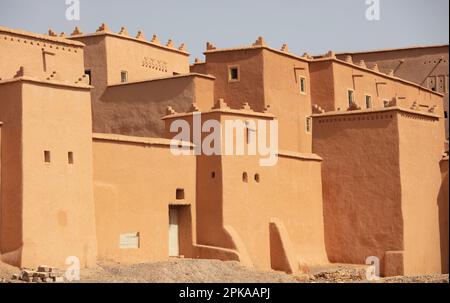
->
[11, 265, 65, 283]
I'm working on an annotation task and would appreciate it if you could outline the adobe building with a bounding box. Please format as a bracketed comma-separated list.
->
[335, 45, 449, 139]
[0, 24, 448, 277]
[0, 26, 97, 268]
[310, 51, 447, 275]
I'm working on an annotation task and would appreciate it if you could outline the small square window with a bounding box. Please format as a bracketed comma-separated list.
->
[44, 150, 51, 163]
[365, 95, 372, 109]
[229, 66, 239, 81]
[176, 188, 185, 200]
[68, 152, 74, 164]
[300, 77, 306, 94]
[121, 71, 128, 83]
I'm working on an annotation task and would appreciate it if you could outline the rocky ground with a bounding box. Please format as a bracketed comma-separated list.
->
[1, 259, 448, 283]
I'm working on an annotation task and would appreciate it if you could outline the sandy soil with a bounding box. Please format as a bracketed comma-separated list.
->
[1, 259, 448, 283]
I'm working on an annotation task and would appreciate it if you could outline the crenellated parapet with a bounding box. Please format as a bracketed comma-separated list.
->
[64, 23, 189, 55]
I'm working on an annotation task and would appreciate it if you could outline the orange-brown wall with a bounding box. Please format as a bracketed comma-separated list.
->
[397, 112, 447, 274]
[92, 135, 196, 263]
[313, 108, 447, 276]
[311, 60, 443, 114]
[163, 110, 328, 273]
[70, 33, 195, 137]
[97, 74, 214, 137]
[438, 158, 449, 273]
[103, 34, 189, 85]
[0, 81, 23, 264]
[313, 110, 404, 276]
[199, 49, 265, 111]
[195, 48, 312, 153]
[337, 46, 449, 139]
[337, 46, 449, 95]
[262, 49, 312, 153]
[218, 151, 328, 271]
[20, 81, 97, 268]
[0, 79, 97, 268]
[0, 27, 85, 82]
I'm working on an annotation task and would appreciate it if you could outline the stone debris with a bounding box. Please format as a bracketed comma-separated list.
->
[9, 265, 65, 283]
[1, 259, 449, 283]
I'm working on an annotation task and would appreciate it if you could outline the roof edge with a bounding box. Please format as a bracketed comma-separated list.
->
[69, 31, 189, 56]
[0, 26, 85, 47]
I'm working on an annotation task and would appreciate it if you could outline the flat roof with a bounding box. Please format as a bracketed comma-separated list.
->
[311, 106, 441, 119]
[278, 150, 322, 162]
[93, 133, 195, 148]
[0, 76, 92, 89]
[162, 106, 275, 120]
[334, 44, 449, 56]
[204, 44, 310, 63]
[108, 73, 215, 88]
[0, 26, 85, 47]
[69, 31, 189, 56]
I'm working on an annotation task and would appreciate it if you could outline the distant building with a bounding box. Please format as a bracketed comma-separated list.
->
[0, 25, 447, 277]
[335, 45, 449, 139]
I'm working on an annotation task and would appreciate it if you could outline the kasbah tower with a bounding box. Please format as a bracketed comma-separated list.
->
[0, 23, 448, 277]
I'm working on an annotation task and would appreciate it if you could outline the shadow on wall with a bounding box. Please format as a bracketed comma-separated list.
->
[98, 78, 195, 137]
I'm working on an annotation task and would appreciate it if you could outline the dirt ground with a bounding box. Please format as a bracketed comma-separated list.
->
[1, 259, 448, 283]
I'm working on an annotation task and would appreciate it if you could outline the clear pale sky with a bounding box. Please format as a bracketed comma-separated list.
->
[0, 0, 448, 61]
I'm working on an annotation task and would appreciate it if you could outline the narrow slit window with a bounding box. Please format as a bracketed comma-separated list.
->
[365, 95, 372, 109]
[254, 173, 260, 183]
[68, 152, 74, 164]
[121, 71, 128, 83]
[347, 90, 354, 107]
[211, 171, 216, 178]
[300, 77, 306, 94]
[245, 121, 256, 144]
[305, 116, 312, 134]
[44, 150, 51, 163]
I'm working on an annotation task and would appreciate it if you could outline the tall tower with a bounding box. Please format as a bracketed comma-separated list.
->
[0, 27, 97, 268]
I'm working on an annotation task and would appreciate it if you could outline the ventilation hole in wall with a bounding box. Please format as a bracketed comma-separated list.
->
[121, 70, 128, 83]
[176, 188, 185, 200]
[254, 174, 260, 183]
[242, 172, 248, 183]
[211, 171, 216, 178]
[68, 152, 74, 164]
[44, 150, 51, 163]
